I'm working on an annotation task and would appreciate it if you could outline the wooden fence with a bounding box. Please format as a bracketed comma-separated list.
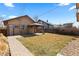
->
[42, 27, 79, 36]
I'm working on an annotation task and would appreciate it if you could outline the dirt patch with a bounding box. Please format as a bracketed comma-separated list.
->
[59, 38, 79, 56]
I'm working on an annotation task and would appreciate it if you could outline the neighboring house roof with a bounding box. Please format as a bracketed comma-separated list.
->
[3, 15, 35, 23]
[29, 23, 43, 26]
[63, 23, 73, 25]
[38, 19, 53, 26]
[3, 15, 53, 27]
[62, 23, 73, 28]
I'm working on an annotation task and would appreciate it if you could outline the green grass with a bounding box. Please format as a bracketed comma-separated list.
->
[18, 33, 74, 56]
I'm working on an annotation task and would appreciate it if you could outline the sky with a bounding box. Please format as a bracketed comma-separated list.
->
[0, 3, 77, 25]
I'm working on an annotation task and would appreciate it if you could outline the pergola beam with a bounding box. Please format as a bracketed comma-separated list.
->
[76, 3, 79, 22]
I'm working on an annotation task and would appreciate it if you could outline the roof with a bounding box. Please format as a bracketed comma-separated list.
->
[63, 23, 73, 25]
[29, 23, 43, 26]
[38, 19, 53, 26]
[3, 15, 35, 23]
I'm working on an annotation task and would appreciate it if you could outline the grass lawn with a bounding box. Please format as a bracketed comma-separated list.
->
[18, 33, 74, 56]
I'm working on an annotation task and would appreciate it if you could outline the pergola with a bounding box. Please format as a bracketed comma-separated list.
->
[76, 3, 79, 22]
[28, 23, 44, 33]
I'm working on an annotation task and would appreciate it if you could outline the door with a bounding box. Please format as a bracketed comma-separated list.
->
[8, 25, 14, 35]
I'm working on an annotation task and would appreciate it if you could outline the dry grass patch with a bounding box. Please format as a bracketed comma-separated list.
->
[18, 33, 74, 56]
[0, 33, 9, 56]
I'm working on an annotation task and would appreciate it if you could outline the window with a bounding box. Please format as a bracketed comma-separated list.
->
[20, 24, 27, 29]
[39, 21, 43, 24]
[9, 25, 16, 28]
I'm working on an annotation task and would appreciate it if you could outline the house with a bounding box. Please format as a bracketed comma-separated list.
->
[3, 15, 43, 36]
[38, 19, 54, 30]
[58, 23, 73, 33]
[37, 20, 54, 32]
[62, 23, 73, 28]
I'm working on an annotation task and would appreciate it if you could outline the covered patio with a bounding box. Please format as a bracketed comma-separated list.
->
[28, 23, 44, 34]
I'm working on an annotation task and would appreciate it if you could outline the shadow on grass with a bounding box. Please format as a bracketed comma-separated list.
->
[52, 32, 79, 38]
[20, 33, 37, 37]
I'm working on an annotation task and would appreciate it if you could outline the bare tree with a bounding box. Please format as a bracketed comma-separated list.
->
[33, 16, 39, 22]
[0, 17, 4, 27]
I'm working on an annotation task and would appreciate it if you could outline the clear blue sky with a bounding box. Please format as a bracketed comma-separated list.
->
[0, 3, 76, 24]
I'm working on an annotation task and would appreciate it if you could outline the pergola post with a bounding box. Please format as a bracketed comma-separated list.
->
[42, 26, 45, 34]
[76, 3, 79, 22]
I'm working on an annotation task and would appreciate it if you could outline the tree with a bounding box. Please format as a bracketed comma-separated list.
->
[33, 16, 39, 22]
[0, 17, 4, 28]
